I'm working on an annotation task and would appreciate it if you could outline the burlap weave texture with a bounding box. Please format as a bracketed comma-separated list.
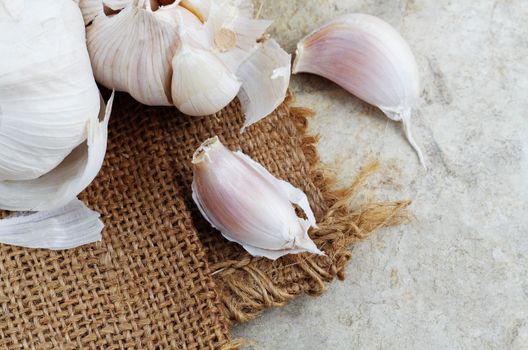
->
[0, 92, 409, 349]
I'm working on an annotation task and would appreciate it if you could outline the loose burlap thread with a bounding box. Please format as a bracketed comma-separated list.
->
[0, 91, 409, 349]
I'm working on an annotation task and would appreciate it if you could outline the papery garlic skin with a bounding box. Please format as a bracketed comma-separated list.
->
[0, 0, 100, 181]
[293, 13, 425, 167]
[0, 93, 114, 211]
[192, 137, 323, 260]
[0, 199, 103, 250]
[237, 38, 291, 130]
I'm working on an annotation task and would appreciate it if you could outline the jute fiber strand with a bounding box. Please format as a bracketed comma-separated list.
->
[0, 91, 409, 348]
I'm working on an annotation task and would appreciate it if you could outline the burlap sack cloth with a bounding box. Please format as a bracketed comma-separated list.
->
[0, 92, 409, 349]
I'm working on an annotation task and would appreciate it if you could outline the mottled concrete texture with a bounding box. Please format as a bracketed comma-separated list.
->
[233, 1, 528, 349]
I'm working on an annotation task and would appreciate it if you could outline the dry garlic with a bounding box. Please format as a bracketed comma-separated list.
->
[192, 137, 324, 260]
[293, 13, 426, 167]
[0, 199, 104, 250]
[0, 0, 110, 248]
[78, 0, 291, 128]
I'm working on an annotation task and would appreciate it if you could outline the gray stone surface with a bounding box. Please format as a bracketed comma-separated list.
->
[233, 1, 528, 349]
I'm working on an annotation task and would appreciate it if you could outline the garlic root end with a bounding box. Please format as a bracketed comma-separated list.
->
[291, 43, 303, 74]
[401, 111, 426, 170]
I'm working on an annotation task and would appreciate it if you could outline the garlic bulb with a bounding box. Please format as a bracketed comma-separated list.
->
[78, 0, 290, 127]
[192, 137, 324, 260]
[0, 0, 111, 249]
[293, 13, 425, 167]
[0, 0, 100, 181]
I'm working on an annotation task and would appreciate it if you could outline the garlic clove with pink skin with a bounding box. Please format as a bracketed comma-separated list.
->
[293, 13, 426, 168]
[191, 137, 324, 260]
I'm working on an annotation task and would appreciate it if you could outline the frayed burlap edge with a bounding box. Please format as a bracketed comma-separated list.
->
[210, 96, 411, 328]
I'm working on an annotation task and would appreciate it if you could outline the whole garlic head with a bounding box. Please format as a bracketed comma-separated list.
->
[78, 0, 291, 127]
[0, 0, 112, 212]
[0, 0, 100, 181]
[0, 0, 111, 250]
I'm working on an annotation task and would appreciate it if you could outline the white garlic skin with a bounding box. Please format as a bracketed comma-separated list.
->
[0, 0, 100, 181]
[192, 137, 323, 260]
[237, 38, 291, 130]
[293, 13, 425, 167]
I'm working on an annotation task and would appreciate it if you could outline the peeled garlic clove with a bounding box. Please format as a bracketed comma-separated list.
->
[82, 0, 180, 106]
[0, 199, 103, 250]
[171, 42, 241, 116]
[293, 13, 425, 167]
[0, 93, 114, 211]
[192, 137, 323, 260]
[237, 38, 291, 129]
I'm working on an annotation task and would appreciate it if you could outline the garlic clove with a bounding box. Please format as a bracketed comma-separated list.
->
[191, 137, 323, 260]
[204, 1, 271, 73]
[83, 1, 179, 106]
[171, 42, 241, 116]
[0, 0, 101, 181]
[237, 38, 291, 130]
[157, 3, 207, 50]
[293, 13, 425, 167]
[0, 92, 114, 212]
[0, 199, 103, 250]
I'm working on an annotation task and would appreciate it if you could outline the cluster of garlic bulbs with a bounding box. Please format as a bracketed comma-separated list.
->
[0, 0, 111, 248]
[78, 0, 291, 129]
